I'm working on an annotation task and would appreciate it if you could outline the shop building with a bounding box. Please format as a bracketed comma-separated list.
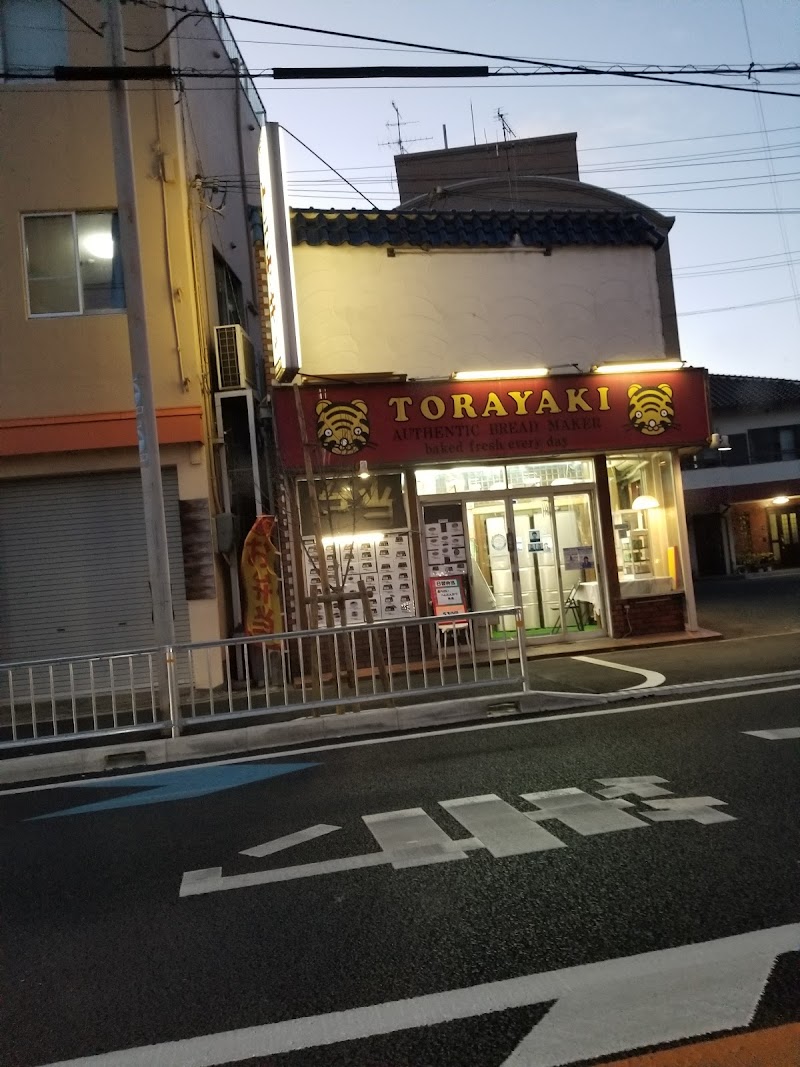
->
[683, 375, 800, 575]
[265, 144, 712, 644]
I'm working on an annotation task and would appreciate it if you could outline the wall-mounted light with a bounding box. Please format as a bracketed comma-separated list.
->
[452, 368, 548, 381]
[710, 432, 731, 451]
[322, 531, 385, 547]
[358, 460, 370, 480]
[631, 494, 660, 511]
[592, 360, 684, 374]
[772, 495, 790, 506]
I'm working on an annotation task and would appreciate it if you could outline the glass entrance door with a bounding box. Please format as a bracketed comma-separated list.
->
[465, 491, 604, 640]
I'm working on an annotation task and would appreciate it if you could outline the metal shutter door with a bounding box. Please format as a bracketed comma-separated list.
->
[0, 470, 191, 668]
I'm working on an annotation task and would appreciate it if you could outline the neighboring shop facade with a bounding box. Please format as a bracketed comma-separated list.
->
[683, 375, 800, 575]
[274, 369, 711, 643]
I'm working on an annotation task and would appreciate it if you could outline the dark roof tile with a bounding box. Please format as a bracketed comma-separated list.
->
[291, 208, 665, 249]
[710, 374, 800, 412]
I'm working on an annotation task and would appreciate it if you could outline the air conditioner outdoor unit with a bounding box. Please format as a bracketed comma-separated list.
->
[214, 324, 256, 390]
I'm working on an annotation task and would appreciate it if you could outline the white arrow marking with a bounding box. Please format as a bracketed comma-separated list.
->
[240, 823, 340, 859]
[745, 726, 800, 739]
[35, 924, 800, 1066]
[502, 946, 778, 1066]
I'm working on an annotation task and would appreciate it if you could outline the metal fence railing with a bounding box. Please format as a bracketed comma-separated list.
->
[0, 609, 528, 750]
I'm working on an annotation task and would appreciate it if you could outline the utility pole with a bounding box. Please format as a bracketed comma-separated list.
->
[106, 2, 176, 673]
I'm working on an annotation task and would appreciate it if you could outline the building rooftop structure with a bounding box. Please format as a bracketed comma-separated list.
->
[290, 208, 666, 250]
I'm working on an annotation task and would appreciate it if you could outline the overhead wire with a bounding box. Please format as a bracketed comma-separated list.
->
[54, 0, 104, 36]
[123, 1, 800, 98]
[278, 126, 379, 210]
[738, 0, 800, 332]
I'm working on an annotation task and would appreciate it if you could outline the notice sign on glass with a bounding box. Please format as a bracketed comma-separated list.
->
[563, 546, 595, 570]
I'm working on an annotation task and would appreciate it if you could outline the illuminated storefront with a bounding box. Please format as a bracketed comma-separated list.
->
[274, 367, 711, 643]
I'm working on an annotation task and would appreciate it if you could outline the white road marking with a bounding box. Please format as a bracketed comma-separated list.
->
[745, 726, 800, 739]
[6, 681, 800, 800]
[573, 654, 666, 689]
[521, 788, 648, 835]
[363, 808, 471, 868]
[502, 943, 778, 1067]
[240, 823, 340, 859]
[439, 794, 566, 856]
[595, 775, 673, 799]
[37, 923, 800, 1067]
[180, 776, 734, 895]
[180, 839, 485, 897]
[641, 796, 736, 824]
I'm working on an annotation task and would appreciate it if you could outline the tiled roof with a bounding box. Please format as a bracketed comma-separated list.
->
[290, 209, 666, 249]
[710, 374, 800, 412]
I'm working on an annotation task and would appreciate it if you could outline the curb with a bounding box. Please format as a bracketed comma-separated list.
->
[2, 670, 799, 788]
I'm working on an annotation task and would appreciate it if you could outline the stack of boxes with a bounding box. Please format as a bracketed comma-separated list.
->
[423, 518, 468, 576]
[302, 532, 415, 627]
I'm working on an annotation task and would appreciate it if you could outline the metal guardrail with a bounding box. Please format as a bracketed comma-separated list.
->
[0, 609, 528, 750]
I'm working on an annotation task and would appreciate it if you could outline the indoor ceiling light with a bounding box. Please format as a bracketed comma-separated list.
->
[80, 231, 114, 260]
[551, 478, 574, 485]
[593, 360, 684, 374]
[772, 494, 790, 505]
[631, 494, 660, 511]
[452, 368, 549, 381]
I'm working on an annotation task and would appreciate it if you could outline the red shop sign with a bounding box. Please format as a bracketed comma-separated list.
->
[273, 368, 710, 470]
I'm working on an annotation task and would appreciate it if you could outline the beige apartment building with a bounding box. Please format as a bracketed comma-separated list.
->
[0, 0, 265, 674]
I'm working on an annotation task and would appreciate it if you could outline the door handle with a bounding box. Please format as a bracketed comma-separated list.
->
[506, 530, 516, 554]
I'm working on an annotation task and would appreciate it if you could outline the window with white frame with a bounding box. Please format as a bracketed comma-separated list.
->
[1, 0, 67, 77]
[23, 212, 126, 316]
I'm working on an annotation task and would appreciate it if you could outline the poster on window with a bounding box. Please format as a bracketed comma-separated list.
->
[563, 546, 595, 571]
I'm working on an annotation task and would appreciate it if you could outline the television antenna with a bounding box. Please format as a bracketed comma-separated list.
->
[496, 108, 516, 142]
[380, 101, 432, 154]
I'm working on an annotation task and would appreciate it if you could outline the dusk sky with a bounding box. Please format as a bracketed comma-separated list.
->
[221, 0, 800, 381]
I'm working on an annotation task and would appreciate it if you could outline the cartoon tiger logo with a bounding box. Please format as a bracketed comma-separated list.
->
[315, 399, 370, 455]
[627, 383, 675, 437]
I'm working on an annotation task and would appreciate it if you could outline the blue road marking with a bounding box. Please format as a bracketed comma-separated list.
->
[30, 762, 317, 819]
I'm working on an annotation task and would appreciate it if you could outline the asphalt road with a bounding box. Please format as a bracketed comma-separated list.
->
[3, 680, 800, 1066]
[524, 574, 800, 695]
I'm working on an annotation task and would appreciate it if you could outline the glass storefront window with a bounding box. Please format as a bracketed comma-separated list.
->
[297, 474, 407, 536]
[506, 459, 594, 489]
[607, 452, 683, 594]
[415, 460, 595, 496]
[415, 466, 507, 495]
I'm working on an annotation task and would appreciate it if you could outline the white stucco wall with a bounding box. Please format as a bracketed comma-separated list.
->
[293, 244, 666, 378]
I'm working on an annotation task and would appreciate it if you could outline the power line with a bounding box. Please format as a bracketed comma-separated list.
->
[54, 0, 104, 36]
[739, 0, 800, 339]
[278, 125, 379, 210]
[677, 294, 799, 316]
[126, 3, 800, 98]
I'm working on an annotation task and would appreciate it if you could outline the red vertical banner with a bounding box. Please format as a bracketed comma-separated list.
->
[241, 515, 284, 645]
